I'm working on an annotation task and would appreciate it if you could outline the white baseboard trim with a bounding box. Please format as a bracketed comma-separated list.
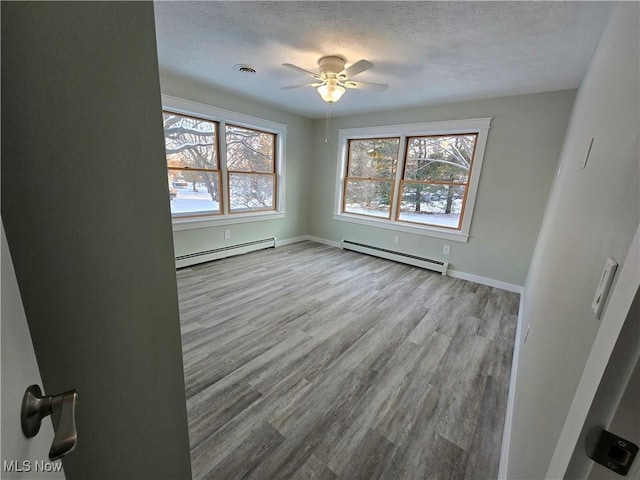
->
[276, 235, 524, 293]
[305, 235, 342, 249]
[274, 235, 342, 249]
[275, 235, 310, 247]
[497, 291, 526, 479]
[448, 269, 523, 293]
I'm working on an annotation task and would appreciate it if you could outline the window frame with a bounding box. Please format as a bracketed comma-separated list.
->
[225, 123, 278, 215]
[342, 136, 401, 221]
[396, 132, 478, 230]
[162, 95, 287, 231]
[164, 111, 223, 218]
[334, 118, 491, 243]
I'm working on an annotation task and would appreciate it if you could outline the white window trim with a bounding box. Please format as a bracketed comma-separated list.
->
[334, 118, 491, 243]
[162, 94, 287, 231]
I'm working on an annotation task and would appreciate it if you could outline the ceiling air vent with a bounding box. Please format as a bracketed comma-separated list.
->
[234, 64, 257, 75]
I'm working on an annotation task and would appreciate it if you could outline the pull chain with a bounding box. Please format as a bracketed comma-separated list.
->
[324, 103, 332, 144]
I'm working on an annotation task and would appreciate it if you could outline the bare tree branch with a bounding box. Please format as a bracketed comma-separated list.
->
[165, 143, 215, 155]
[410, 157, 470, 171]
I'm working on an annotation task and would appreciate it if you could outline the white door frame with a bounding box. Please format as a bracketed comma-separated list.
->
[546, 225, 640, 478]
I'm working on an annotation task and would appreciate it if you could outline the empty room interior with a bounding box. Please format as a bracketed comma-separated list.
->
[1, 2, 639, 480]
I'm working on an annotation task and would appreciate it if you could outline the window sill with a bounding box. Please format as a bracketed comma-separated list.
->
[333, 213, 470, 243]
[172, 211, 286, 232]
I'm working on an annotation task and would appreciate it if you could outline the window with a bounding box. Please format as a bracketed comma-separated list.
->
[336, 118, 491, 242]
[226, 124, 276, 213]
[161, 95, 286, 227]
[343, 138, 400, 219]
[398, 134, 477, 229]
[163, 112, 222, 217]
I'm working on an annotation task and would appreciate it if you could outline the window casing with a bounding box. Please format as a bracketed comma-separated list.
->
[397, 133, 478, 230]
[164, 112, 222, 217]
[335, 118, 491, 242]
[343, 137, 400, 219]
[161, 95, 286, 230]
[225, 124, 277, 214]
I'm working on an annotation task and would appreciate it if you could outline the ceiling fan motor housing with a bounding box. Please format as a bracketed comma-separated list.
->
[318, 55, 346, 78]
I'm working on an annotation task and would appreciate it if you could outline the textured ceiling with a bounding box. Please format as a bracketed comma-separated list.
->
[154, 1, 613, 119]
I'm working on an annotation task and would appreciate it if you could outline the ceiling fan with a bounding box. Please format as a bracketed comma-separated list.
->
[282, 56, 388, 104]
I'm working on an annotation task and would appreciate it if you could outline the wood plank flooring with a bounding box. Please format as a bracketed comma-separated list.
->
[176, 241, 519, 480]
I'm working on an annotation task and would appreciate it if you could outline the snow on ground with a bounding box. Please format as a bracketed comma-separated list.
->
[345, 204, 461, 228]
[344, 207, 390, 219]
[169, 185, 271, 214]
[170, 187, 219, 214]
[170, 186, 460, 228]
[398, 211, 460, 228]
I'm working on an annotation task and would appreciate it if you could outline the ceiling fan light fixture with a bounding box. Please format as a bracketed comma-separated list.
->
[283, 55, 386, 104]
[317, 79, 345, 104]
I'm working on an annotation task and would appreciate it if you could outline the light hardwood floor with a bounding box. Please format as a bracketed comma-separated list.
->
[176, 241, 519, 480]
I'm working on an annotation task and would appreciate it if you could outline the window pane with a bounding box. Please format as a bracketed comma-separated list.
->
[229, 173, 274, 213]
[397, 183, 466, 229]
[343, 179, 393, 218]
[163, 112, 217, 170]
[347, 138, 399, 179]
[168, 171, 221, 216]
[226, 125, 275, 172]
[405, 135, 476, 182]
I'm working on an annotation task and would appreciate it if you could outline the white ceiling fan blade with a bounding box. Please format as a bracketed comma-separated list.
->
[344, 80, 388, 91]
[342, 59, 373, 78]
[282, 82, 324, 89]
[282, 63, 322, 80]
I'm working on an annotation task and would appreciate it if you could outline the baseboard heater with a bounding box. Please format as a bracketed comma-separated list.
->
[341, 240, 448, 275]
[175, 237, 276, 269]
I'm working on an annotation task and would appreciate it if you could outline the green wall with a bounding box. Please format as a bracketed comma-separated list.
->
[159, 72, 313, 256]
[1, 2, 192, 478]
[160, 72, 574, 288]
[309, 90, 576, 287]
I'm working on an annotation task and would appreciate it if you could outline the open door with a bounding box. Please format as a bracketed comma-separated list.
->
[546, 226, 640, 478]
[565, 287, 640, 479]
[1, 222, 65, 479]
[1, 4, 192, 478]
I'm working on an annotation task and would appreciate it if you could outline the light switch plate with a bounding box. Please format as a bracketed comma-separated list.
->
[592, 257, 618, 319]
